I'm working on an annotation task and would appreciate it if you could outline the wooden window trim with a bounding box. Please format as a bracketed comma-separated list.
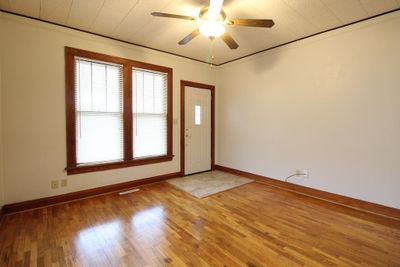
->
[65, 47, 173, 175]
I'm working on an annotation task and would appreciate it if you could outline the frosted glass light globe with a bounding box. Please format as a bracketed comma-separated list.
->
[199, 20, 225, 38]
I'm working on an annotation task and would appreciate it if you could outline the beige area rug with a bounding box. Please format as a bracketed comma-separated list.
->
[167, 170, 253, 198]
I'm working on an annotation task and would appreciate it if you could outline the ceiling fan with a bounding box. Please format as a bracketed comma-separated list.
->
[151, 0, 275, 49]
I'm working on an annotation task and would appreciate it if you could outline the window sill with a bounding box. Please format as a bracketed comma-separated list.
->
[66, 155, 174, 175]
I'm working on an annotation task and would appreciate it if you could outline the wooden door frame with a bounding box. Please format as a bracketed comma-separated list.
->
[180, 80, 215, 176]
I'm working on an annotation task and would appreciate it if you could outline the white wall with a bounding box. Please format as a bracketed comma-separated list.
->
[0, 13, 216, 204]
[217, 11, 400, 209]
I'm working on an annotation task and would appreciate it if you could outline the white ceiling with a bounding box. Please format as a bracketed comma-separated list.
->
[1, 0, 399, 65]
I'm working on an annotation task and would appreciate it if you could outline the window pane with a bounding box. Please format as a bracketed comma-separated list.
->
[133, 69, 167, 158]
[133, 114, 167, 158]
[75, 58, 123, 164]
[76, 112, 123, 163]
[195, 105, 201, 125]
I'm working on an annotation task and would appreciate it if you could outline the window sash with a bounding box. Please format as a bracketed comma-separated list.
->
[74, 58, 124, 165]
[133, 113, 168, 158]
[76, 111, 124, 165]
[65, 47, 173, 175]
[132, 68, 168, 158]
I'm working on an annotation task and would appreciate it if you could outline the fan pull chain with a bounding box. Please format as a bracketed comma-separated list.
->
[209, 38, 215, 68]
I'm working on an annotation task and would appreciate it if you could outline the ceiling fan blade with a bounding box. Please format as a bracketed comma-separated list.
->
[151, 12, 196, 21]
[228, 19, 275, 28]
[221, 32, 239, 49]
[178, 29, 200, 45]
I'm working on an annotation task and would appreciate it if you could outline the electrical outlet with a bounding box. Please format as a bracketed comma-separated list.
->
[51, 180, 59, 189]
[295, 169, 309, 177]
[61, 179, 68, 187]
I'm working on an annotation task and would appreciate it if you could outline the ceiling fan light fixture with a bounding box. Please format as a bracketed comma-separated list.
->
[199, 20, 225, 38]
[150, 0, 274, 50]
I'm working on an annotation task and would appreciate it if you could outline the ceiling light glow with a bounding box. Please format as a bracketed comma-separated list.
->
[199, 20, 225, 38]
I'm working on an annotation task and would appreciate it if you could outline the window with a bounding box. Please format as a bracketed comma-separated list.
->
[194, 105, 202, 125]
[133, 69, 167, 158]
[75, 59, 124, 164]
[66, 47, 172, 174]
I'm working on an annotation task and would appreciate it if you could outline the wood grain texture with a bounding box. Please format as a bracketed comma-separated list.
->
[123, 64, 133, 161]
[0, 179, 399, 266]
[216, 165, 400, 221]
[65, 48, 77, 169]
[2, 172, 180, 214]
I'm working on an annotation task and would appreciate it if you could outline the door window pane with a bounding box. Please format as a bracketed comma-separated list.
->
[195, 105, 201, 125]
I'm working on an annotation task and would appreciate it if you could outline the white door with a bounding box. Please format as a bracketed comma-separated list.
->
[184, 86, 212, 175]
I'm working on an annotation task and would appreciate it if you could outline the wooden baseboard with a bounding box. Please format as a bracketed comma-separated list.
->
[215, 165, 400, 221]
[2, 172, 180, 215]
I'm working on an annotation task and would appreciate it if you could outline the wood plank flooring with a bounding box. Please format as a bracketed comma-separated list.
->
[1, 177, 400, 266]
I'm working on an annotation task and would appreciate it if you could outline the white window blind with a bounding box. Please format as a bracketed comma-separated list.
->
[133, 69, 167, 158]
[75, 58, 124, 165]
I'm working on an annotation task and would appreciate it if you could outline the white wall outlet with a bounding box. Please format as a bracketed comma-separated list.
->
[51, 180, 59, 189]
[61, 179, 68, 187]
[295, 169, 309, 177]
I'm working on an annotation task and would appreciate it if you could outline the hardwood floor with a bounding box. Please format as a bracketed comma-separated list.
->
[1, 177, 400, 266]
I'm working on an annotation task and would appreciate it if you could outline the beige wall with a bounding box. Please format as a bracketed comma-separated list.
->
[216, 11, 400, 208]
[0, 13, 216, 204]
[2, 10, 400, 209]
